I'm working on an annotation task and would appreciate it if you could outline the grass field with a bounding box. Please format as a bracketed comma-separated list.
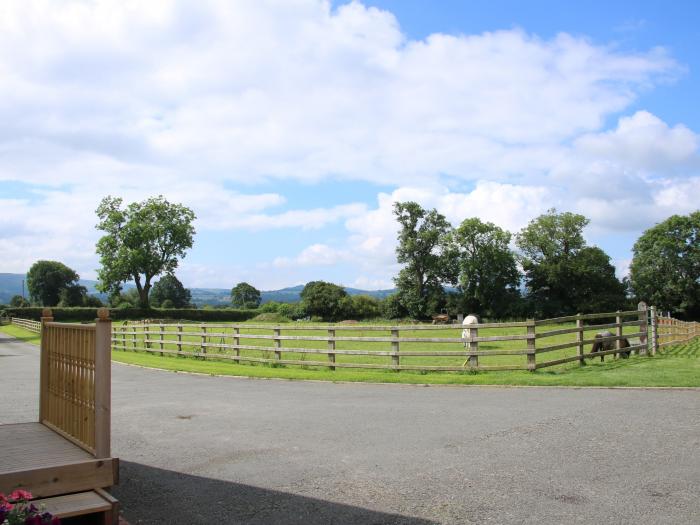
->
[3, 322, 699, 387]
[108, 316, 647, 371]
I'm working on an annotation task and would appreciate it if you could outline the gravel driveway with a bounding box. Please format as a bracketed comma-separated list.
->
[1, 332, 698, 524]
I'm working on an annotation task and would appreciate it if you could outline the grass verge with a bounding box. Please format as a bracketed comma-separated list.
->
[2, 324, 698, 387]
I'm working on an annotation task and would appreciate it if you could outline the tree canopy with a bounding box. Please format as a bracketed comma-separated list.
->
[151, 274, 193, 308]
[393, 201, 453, 319]
[450, 218, 520, 318]
[516, 209, 625, 316]
[630, 211, 700, 318]
[300, 281, 348, 321]
[230, 282, 261, 309]
[95, 195, 196, 308]
[26, 260, 80, 306]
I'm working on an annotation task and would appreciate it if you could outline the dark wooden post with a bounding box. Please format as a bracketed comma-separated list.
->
[274, 328, 282, 361]
[328, 328, 336, 370]
[576, 314, 584, 365]
[391, 328, 400, 370]
[615, 311, 623, 359]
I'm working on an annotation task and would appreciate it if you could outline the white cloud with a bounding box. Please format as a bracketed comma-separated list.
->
[0, 1, 698, 288]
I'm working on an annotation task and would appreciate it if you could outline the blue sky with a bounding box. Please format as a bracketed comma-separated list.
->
[1, 1, 698, 290]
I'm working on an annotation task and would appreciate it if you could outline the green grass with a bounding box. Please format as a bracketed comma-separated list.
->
[109, 319, 647, 371]
[3, 323, 699, 387]
[0, 324, 41, 345]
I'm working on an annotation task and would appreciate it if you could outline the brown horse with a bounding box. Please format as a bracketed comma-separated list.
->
[591, 330, 631, 362]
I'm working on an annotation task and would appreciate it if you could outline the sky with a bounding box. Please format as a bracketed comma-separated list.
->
[0, 0, 699, 290]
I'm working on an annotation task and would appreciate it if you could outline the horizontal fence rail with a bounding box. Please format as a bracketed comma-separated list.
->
[10, 317, 41, 333]
[9, 305, 699, 374]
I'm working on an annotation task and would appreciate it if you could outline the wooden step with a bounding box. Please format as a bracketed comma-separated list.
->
[33, 489, 118, 524]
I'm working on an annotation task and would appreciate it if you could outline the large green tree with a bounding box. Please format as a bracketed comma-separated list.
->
[230, 282, 261, 309]
[58, 284, 88, 307]
[630, 211, 700, 318]
[95, 196, 196, 308]
[450, 218, 520, 318]
[516, 209, 625, 316]
[393, 201, 453, 319]
[26, 260, 80, 306]
[300, 281, 348, 321]
[151, 274, 193, 308]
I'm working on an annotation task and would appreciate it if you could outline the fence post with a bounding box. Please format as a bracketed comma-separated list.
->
[94, 308, 112, 459]
[273, 327, 282, 362]
[132, 324, 137, 352]
[159, 323, 164, 356]
[650, 306, 658, 356]
[391, 328, 400, 371]
[328, 328, 336, 371]
[615, 310, 623, 359]
[144, 323, 150, 349]
[121, 323, 126, 351]
[233, 327, 240, 360]
[39, 308, 54, 422]
[177, 325, 183, 356]
[526, 319, 536, 371]
[468, 325, 479, 369]
[576, 314, 584, 365]
[200, 325, 207, 357]
[637, 301, 648, 355]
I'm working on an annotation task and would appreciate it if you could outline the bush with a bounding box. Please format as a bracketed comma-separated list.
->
[0, 306, 258, 322]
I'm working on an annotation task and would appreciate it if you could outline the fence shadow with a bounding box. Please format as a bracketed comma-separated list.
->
[112, 461, 437, 525]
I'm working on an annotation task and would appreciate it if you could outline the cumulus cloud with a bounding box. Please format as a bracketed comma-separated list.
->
[0, 0, 698, 287]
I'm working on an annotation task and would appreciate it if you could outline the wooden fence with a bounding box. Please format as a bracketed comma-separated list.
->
[10, 305, 699, 373]
[10, 317, 41, 333]
[108, 305, 690, 372]
[656, 313, 699, 348]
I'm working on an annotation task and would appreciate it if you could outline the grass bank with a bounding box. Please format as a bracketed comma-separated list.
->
[3, 324, 698, 387]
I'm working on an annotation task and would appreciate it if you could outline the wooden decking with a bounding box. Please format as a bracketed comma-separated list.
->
[0, 422, 118, 498]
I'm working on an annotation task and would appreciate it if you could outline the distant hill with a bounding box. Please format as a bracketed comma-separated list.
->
[0, 273, 394, 306]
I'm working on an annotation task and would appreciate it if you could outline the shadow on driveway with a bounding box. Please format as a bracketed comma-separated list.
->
[113, 461, 437, 525]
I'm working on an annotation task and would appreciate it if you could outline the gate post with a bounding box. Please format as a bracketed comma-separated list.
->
[95, 307, 112, 458]
[39, 308, 54, 422]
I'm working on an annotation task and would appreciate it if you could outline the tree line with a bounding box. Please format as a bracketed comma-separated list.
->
[8, 194, 699, 322]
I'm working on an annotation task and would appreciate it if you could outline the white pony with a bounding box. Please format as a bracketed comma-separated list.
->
[462, 314, 479, 347]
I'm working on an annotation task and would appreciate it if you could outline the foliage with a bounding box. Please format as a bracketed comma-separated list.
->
[0, 490, 59, 524]
[83, 295, 104, 307]
[348, 295, 381, 319]
[300, 281, 348, 321]
[230, 282, 262, 309]
[9, 295, 29, 308]
[150, 274, 192, 308]
[380, 293, 407, 319]
[95, 195, 196, 308]
[0, 306, 257, 322]
[26, 260, 79, 307]
[58, 284, 88, 307]
[393, 202, 453, 319]
[630, 211, 700, 318]
[450, 218, 520, 318]
[516, 209, 625, 316]
[277, 302, 307, 320]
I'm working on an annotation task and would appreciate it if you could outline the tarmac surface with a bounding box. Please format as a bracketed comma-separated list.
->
[1, 332, 699, 524]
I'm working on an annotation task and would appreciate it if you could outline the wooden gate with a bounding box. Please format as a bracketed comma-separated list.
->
[40, 308, 112, 457]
